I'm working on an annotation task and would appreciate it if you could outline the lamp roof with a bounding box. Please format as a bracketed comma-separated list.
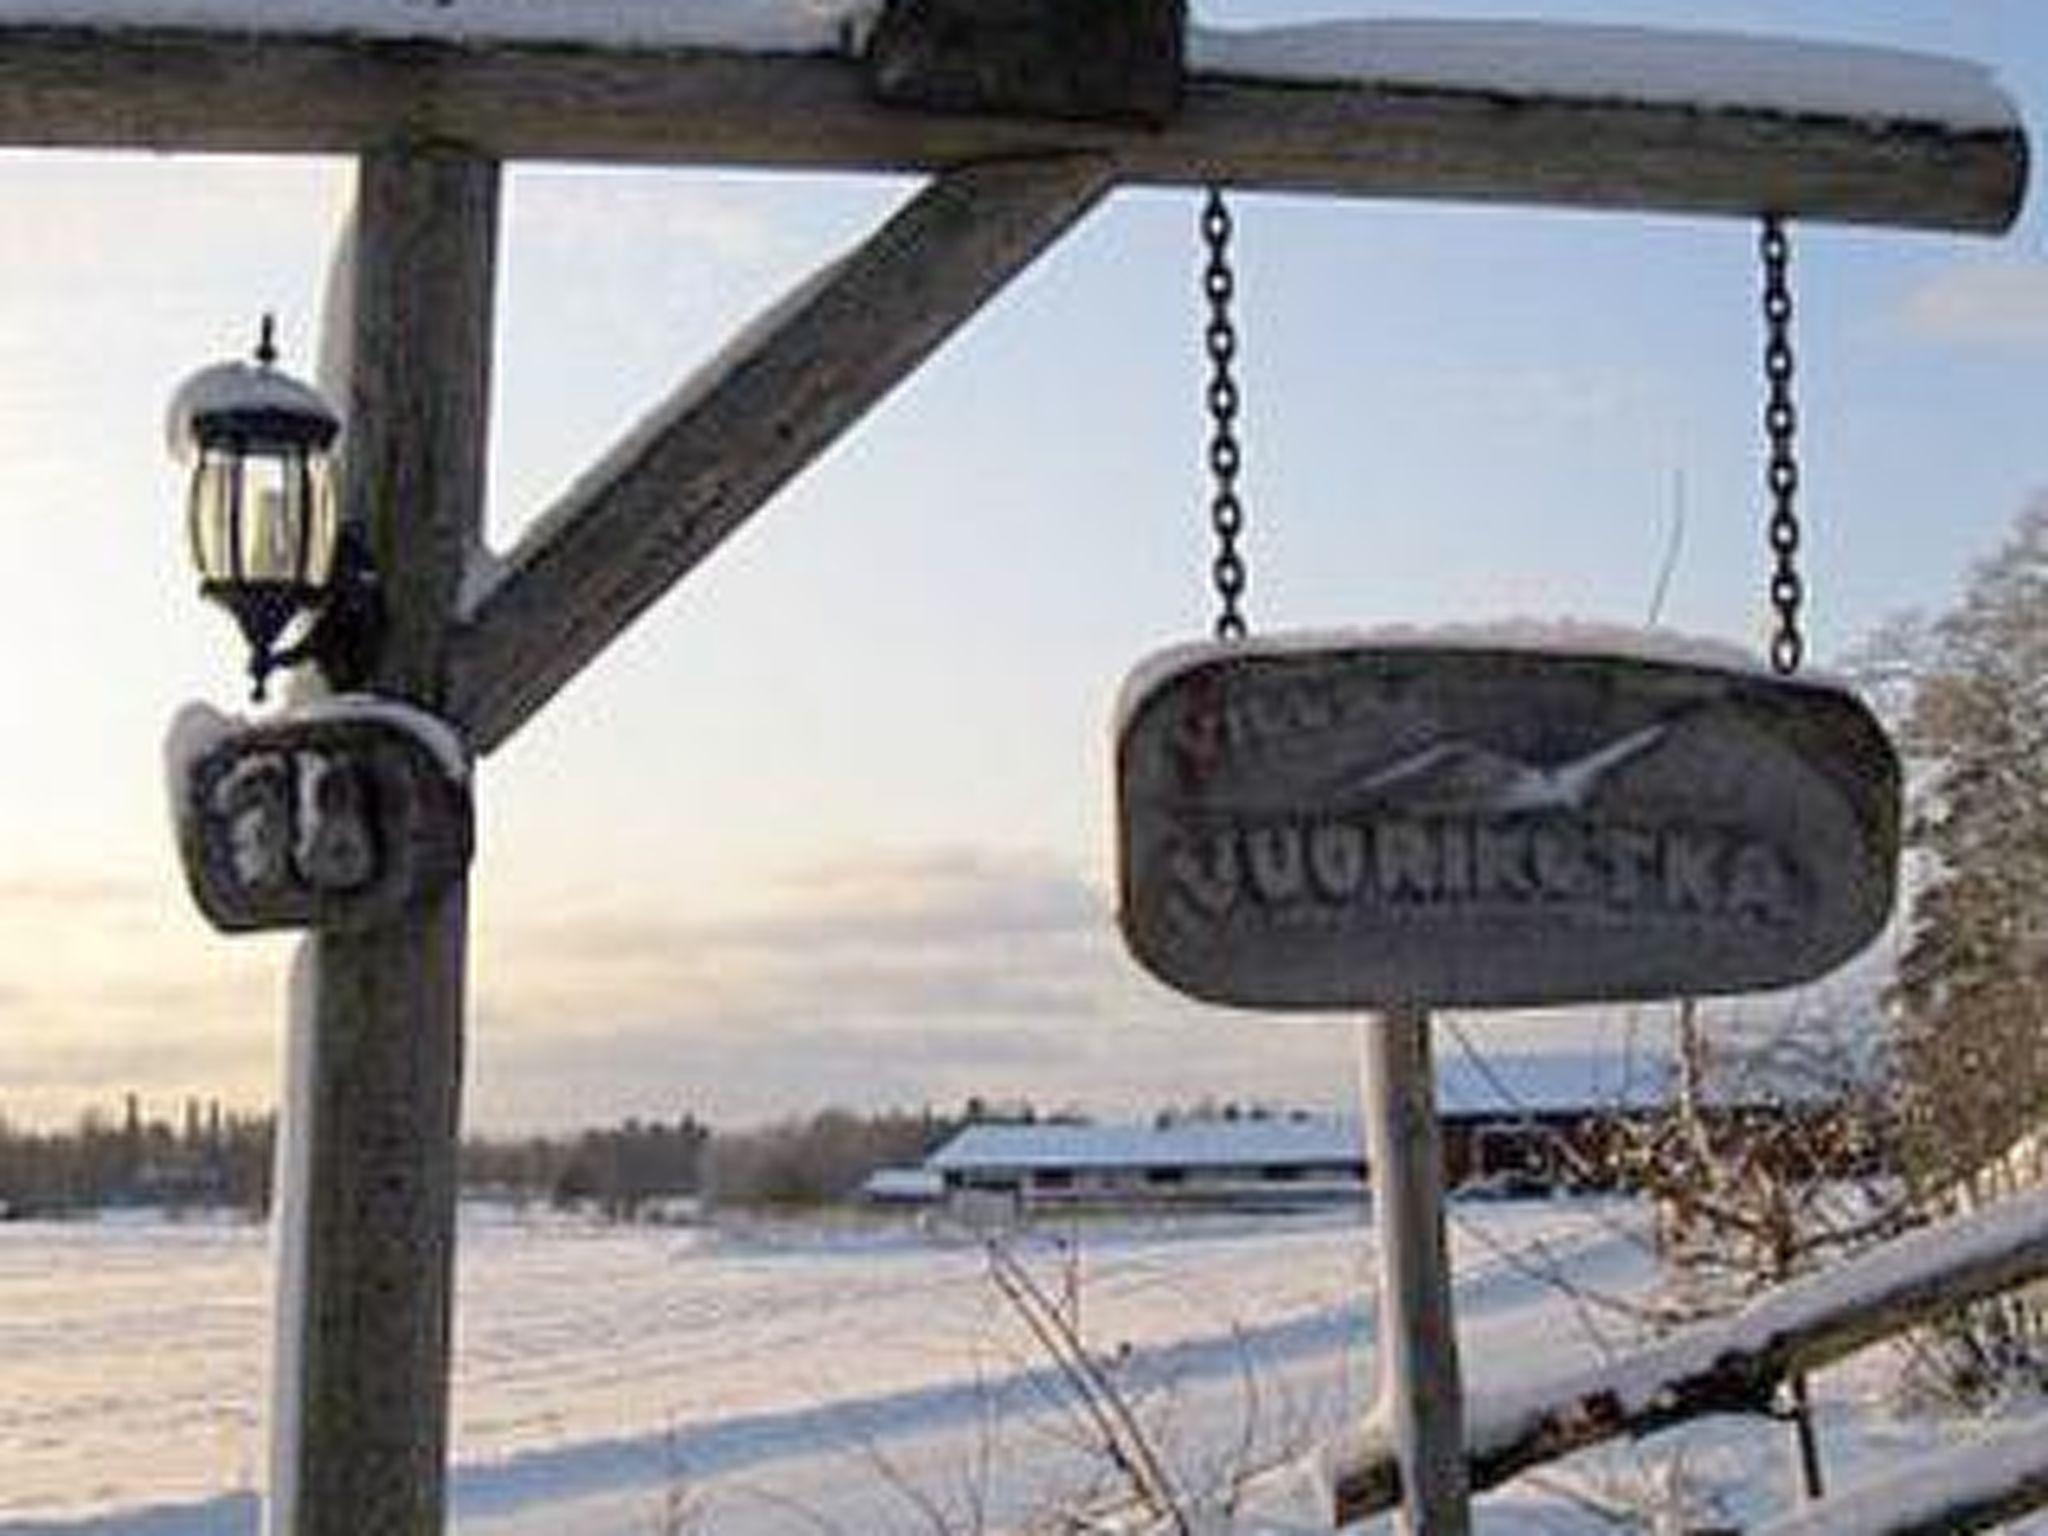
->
[167, 357, 340, 461]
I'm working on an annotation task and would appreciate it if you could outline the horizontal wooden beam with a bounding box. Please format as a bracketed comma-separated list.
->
[448, 155, 1112, 752]
[0, 24, 2023, 232]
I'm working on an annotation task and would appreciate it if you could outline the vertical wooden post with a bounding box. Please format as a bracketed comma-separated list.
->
[265, 142, 499, 1536]
[1360, 1008, 1472, 1536]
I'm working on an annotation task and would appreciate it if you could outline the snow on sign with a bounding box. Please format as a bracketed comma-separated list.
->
[167, 698, 472, 934]
[1116, 633, 1899, 1010]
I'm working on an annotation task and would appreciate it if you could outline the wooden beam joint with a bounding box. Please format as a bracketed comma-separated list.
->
[865, 0, 1184, 126]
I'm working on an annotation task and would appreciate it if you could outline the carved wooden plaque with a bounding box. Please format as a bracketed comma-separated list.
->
[1117, 640, 1900, 1010]
[168, 699, 473, 935]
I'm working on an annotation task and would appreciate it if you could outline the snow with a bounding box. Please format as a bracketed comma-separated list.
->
[283, 694, 471, 782]
[1729, 1181, 2048, 1359]
[164, 362, 338, 462]
[1116, 619, 1843, 736]
[6, 1196, 2048, 1534]
[930, 1117, 1362, 1175]
[1437, 1048, 1672, 1118]
[1189, 21, 2017, 133]
[1754, 1418, 2048, 1536]
[1445, 1182, 2048, 1489]
[0, 1203, 1585, 1531]
[162, 704, 234, 813]
[0, 0, 880, 53]
[262, 945, 318, 1536]
[927, 1055, 1675, 1176]
[860, 1165, 943, 1202]
[166, 696, 469, 798]
[0, 5, 2013, 136]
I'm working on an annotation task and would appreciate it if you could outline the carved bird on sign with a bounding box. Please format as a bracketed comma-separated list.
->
[1321, 721, 1671, 815]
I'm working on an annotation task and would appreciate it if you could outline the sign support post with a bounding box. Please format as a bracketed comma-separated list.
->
[1360, 1008, 1471, 1536]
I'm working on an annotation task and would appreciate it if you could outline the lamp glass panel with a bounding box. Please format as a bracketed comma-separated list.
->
[188, 449, 242, 584]
[228, 449, 338, 587]
[238, 454, 297, 583]
[299, 451, 339, 588]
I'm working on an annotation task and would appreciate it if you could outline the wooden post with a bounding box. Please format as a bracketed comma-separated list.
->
[1360, 1008, 1472, 1536]
[266, 142, 499, 1536]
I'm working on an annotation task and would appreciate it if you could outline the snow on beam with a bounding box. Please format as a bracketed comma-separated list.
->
[1752, 1422, 2048, 1536]
[1326, 1184, 2048, 1522]
[0, 12, 2023, 232]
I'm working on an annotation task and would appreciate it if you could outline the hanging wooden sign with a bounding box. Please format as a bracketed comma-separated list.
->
[167, 697, 473, 935]
[1116, 634, 1899, 1010]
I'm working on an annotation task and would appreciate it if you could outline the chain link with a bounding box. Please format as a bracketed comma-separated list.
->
[1760, 214, 1803, 675]
[1201, 187, 1248, 641]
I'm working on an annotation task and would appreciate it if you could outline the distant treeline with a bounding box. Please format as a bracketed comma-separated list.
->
[0, 1094, 274, 1217]
[463, 1106, 958, 1217]
[1, 1096, 992, 1220]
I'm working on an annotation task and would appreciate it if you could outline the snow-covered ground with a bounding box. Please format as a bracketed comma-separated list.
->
[0, 1200, 2040, 1534]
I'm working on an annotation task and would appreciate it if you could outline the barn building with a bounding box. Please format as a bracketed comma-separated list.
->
[871, 1050, 1678, 1213]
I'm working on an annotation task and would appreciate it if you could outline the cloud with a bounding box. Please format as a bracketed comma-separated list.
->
[465, 845, 1361, 1130]
[478, 847, 1110, 1030]
[543, 849, 1100, 963]
[0, 871, 287, 1124]
[1897, 260, 2048, 349]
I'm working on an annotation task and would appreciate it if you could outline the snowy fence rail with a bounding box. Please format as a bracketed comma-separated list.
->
[1314, 1184, 2048, 1524]
[1750, 1418, 2048, 1536]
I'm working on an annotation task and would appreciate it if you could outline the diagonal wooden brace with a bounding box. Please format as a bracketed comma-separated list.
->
[449, 153, 1112, 753]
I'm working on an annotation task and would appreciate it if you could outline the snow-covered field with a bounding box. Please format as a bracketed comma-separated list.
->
[0, 1200, 2039, 1534]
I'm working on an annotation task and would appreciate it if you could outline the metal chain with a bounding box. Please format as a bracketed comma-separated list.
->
[1201, 187, 1248, 641]
[1760, 214, 1804, 675]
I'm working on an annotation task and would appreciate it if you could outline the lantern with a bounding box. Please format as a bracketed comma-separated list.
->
[168, 318, 345, 698]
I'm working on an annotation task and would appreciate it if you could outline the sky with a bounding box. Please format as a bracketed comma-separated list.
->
[1, 0, 2046, 1133]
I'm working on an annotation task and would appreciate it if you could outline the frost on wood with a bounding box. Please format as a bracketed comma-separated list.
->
[0, 0, 883, 51]
[1326, 1184, 2048, 1519]
[1190, 20, 2016, 133]
[265, 939, 322, 1534]
[1116, 620, 1773, 734]
[0, 3, 2015, 139]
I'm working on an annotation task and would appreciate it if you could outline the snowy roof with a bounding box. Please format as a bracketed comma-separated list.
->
[861, 1166, 944, 1200]
[1436, 1049, 1673, 1118]
[929, 1054, 1680, 1173]
[928, 1117, 1364, 1175]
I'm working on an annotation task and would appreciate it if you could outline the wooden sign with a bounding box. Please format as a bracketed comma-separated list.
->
[1117, 637, 1900, 1010]
[167, 698, 472, 934]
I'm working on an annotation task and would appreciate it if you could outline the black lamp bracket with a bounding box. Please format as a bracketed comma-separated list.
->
[261, 524, 384, 700]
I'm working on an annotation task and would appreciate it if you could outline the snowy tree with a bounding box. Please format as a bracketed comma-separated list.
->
[1864, 499, 2048, 1401]
[1884, 499, 2048, 1199]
